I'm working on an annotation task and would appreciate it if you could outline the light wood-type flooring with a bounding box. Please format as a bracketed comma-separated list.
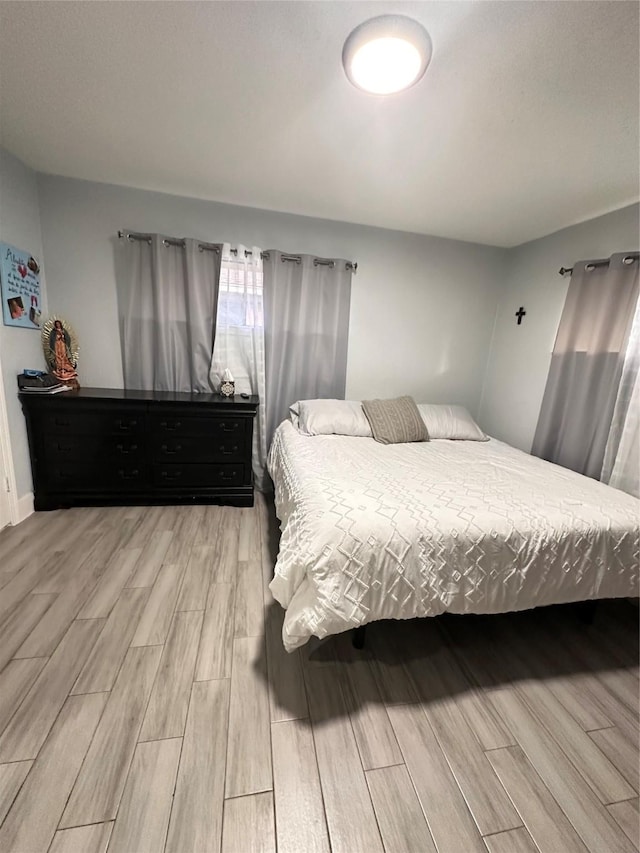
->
[0, 498, 638, 853]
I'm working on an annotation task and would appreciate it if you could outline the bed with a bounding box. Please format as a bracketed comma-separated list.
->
[268, 418, 639, 652]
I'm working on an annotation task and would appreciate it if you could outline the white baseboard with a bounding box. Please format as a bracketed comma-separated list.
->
[15, 491, 34, 525]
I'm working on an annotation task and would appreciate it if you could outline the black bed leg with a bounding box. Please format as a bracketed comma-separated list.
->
[576, 600, 598, 625]
[352, 625, 367, 650]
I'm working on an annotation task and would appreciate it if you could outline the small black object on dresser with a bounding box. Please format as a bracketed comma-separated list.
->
[20, 387, 259, 510]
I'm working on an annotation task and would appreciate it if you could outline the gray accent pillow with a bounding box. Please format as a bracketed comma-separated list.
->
[361, 396, 430, 445]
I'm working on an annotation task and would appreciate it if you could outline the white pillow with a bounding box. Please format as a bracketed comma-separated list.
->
[290, 399, 372, 437]
[417, 404, 488, 441]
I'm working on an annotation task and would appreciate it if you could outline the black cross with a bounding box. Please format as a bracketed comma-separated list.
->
[515, 306, 526, 325]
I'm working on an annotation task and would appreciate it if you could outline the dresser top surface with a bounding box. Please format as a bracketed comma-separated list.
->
[19, 386, 259, 408]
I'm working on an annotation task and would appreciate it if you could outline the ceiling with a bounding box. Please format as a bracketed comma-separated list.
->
[0, 1, 638, 248]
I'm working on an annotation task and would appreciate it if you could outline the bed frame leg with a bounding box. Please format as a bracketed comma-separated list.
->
[576, 600, 597, 625]
[352, 625, 367, 650]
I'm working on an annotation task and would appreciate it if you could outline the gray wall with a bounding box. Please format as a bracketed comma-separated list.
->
[0, 148, 48, 499]
[479, 203, 640, 452]
[37, 175, 506, 416]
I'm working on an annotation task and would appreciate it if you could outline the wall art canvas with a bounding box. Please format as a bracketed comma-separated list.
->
[0, 242, 42, 328]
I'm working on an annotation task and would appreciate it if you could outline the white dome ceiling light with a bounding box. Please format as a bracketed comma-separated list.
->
[342, 15, 433, 95]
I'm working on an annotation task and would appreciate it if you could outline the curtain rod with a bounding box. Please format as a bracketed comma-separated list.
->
[558, 253, 639, 276]
[118, 231, 357, 272]
[118, 230, 220, 254]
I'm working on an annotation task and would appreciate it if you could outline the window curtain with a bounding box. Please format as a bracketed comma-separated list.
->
[120, 234, 222, 391]
[210, 245, 267, 490]
[263, 252, 352, 444]
[601, 291, 640, 496]
[532, 253, 639, 478]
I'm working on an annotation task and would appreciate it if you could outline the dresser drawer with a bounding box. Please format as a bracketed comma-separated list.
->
[150, 413, 248, 440]
[151, 434, 247, 463]
[44, 462, 148, 491]
[43, 409, 144, 436]
[152, 463, 247, 488]
[44, 434, 144, 462]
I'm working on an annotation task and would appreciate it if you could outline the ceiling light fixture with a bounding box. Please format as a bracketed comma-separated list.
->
[342, 15, 432, 95]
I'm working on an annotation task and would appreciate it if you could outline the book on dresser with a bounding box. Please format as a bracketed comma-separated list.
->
[19, 386, 259, 510]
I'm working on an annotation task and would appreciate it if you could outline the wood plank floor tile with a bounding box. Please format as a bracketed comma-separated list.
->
[61, 645, 162, 827]
[0, 507, 637, 853]
[234, 559, 265, 638]
[387, 702, 485, 853]
[107, 738, 181, 853]
[265, 603, 308, 722]
[195, 582, 236, 681]
[122, 506, 166, 550]
[489, 687, 636, 853]
[0, 657, 47, 737]
[15, 562, 105, 658]
[336, 636, 403, 770]
[366, 763, 438, 853]
[367, 622, 419, 706]
[225, 635, 272, 798]
[0, 538, 65, 604]
[165, 679, 229, 853]
[433, 619, 516, 750]
[271, 719, 330, 853]
[127, 530, 173, 588]
[589, 726, 640, 793]
[303, 659, 384, 853]
[0, 760, 33, 825]
[238, 506, 259, 562]
[176, 544, 216, 611]
[222, 791, 275, 853]
[139, 609, 203, 741]
[404, 647, 520, 836]
[192, 504, 222, 545]
[514, 679, 635, 804]
[163, 506, 201, 566]
[608, 799, 640, 848]
[0, 692, 107, 853]
[210, 507, 240, 583]
[72, 587, 150, 694]
[498, 615, 614, 732]
[0, 593, 56, 672]
[486, 745, 588, 853]
[130, 562, 185, 646]
[484, 828, 538, 853]
[50, 823, 113, 853]
[78, 547, 142, 619]
[0, 618, 104, 762]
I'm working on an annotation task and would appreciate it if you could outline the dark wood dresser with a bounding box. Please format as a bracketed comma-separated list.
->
[20, 387, 259, 510]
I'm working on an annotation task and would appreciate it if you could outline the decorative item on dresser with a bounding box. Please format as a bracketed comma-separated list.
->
[20, 387, 259, 510]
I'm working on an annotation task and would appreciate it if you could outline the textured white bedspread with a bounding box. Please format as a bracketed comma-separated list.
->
[268, 421, 639, 651]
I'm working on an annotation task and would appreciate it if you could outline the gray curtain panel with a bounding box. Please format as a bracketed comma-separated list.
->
[532, 253, 639, 478]
[120, 234, 222, 392]
[263, 252, 352, 443]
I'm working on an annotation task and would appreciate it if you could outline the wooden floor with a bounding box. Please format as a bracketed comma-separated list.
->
[0, 499, 638, 853]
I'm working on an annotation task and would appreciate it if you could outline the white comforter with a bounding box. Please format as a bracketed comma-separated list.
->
[268, 421, 639, 651]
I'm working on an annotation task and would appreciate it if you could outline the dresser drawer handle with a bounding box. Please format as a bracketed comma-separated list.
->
[219, 471, 237, 480]
[54, 418, 71, 428]
[161, 444, 182, 454]
[219, 422, 239, 432]
[116, 418, 137, 431]
[160, 420, 182, 431]
[117, 443, 138, 454]
[118, 469, 139, 479]
[220, 445, 239, 455]
[55, 443, 73, 453]
[161, 470, 182, 480]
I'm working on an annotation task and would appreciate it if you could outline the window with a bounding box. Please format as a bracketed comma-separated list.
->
[217, 259, 263, 328]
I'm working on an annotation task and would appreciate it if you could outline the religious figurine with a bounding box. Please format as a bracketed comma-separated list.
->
[41, 316, 79, 386]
